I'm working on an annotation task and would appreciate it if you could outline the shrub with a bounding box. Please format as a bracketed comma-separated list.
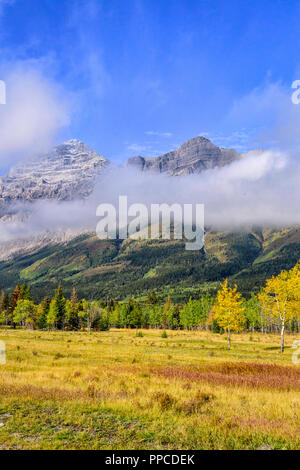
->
[54, 352, 64, 360]
[152, 392, 176, 410]
[180, 391, 215, 414]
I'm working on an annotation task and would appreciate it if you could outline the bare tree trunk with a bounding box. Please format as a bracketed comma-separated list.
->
[227, 328, 231, 349]
[281, 322, 285, 353]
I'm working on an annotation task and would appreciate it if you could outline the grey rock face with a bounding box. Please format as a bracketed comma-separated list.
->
[0, 139, 109, 212]
[126, 136, 240, 175]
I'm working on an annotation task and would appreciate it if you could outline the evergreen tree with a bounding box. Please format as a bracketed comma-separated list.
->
[53, 285, 66, 330]
[0, 290, 6, 326]
[129, 302, 142, 332]
[169, 304, 181, 329]
[20, 283, 32, 301]
[0, 289, 5, 310]
[0, 291, 9, 328]
[9, 285, 21, 327]
[147, 290, 159, 305]
[68, 288, 79, 330]
[37, 297, 50, 329]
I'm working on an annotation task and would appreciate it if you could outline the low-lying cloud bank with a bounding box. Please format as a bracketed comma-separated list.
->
[0, 147, 299, 247]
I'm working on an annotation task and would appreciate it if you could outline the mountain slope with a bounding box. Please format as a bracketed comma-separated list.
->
[1, 227, 299, 301]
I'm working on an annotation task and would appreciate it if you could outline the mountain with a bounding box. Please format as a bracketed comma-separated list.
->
[0, 139, 109, 261]
[0, 135, 241, 261]
[0, 135, 299, 301]
[126, 136, 240, 175]
[0, 136, 238, 212]
[1, 226, 300, 301]
[0, 139, 109, 213]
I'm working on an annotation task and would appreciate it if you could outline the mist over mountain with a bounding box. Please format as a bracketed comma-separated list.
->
[0, 134, 243, 261]
[0, 134, 295, 250]
[0, 134, 299, 300]
[0, 135, 240, 210]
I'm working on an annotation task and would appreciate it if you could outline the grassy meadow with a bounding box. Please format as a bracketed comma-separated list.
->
[0, 328, 300, 450]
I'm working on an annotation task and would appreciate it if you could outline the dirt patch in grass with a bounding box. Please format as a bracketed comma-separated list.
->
[152, 362, 300, 391]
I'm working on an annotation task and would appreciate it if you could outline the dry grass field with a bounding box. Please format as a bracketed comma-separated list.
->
[0, 328, 300, 449]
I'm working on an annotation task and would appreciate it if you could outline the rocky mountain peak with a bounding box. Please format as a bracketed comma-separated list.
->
[126, 135, 240, 175]
[0, 139, 109, 209]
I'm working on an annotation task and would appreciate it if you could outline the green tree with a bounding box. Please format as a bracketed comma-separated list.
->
[244, 294, 261, 332]
[9, 284, 21, 327]
[91, 301, 109, 331]
[13, 299, 36, 328]
[37, 297, 50, 330]
[180, 298, 206, 329]
[147, 290, 159, 305]
[149, 304, 163, 328]
[53, 285, 66, 330]
[66, 288, 79, 330]
[47, 298, 59, 329]
[0, 290, 9, 328]
[20, 283, 32, 301]
[129, 302, 143, 335]
[162, 296, 172, 329]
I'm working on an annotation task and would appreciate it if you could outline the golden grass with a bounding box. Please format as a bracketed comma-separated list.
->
[0, 328, 299, 449]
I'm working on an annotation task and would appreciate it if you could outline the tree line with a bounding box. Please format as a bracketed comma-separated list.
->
[0, 261, 299, 352]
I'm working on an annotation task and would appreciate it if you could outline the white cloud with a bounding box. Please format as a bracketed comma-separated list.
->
[127, 143, 148, 153]
[145, 131, 173, 137]
[226, 82, 300, 151]
[0, 64, 71, 167]
[1, 148, 300, 247]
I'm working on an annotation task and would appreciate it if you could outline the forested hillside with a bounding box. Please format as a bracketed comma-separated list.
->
[0, 226, 299, 302]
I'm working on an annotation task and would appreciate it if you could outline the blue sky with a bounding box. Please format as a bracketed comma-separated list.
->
[1, 0, 300, 167]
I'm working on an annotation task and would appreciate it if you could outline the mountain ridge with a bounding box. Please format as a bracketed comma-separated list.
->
[0, 135, 241, 213]
[126, 136, 240, 175]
